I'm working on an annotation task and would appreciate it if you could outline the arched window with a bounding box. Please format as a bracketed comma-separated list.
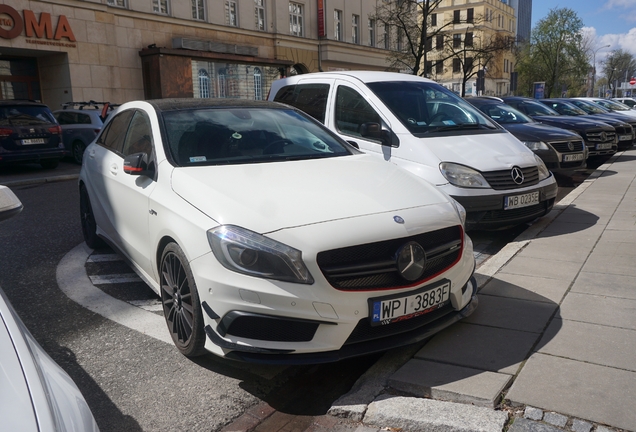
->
[253, 67, 262, 100]
[198, 69, 210, 98]
[218, 69, 227, 98]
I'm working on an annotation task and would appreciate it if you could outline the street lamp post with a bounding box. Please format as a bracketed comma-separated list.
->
[590, 44, 611, 97]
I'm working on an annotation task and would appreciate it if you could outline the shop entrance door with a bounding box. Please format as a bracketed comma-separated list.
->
[0, 57, 41, 100]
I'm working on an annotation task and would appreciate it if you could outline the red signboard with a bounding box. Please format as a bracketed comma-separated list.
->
[317, 0, 325, 38]
[630, 77, 636, 86]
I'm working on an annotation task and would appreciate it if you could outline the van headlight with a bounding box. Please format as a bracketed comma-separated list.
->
[523, 141, 550, 151]
[208, 225, 314, 284]
[534, 154, 551, 181]
[439, 162, 489, 188]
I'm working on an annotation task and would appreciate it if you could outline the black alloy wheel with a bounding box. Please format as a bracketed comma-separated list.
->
[72, 141, 86, 164]
[160, 242, 206, 357]
[79, 185, 105, 249]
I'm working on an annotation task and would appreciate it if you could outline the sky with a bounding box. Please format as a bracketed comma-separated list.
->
[531, 0, 636, 69]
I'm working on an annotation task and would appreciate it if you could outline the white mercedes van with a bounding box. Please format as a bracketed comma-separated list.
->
[268, 71, 558, 230]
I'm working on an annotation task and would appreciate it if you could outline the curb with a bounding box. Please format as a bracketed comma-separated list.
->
[0, 173, 79, 187]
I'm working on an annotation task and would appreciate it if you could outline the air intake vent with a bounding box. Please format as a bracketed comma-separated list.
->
[172, 38, 259, 57]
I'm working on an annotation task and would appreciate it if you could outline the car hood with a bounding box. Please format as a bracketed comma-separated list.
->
[532, 115, 614, 131]
[503, 123, 580, 142]
[415, 131, 537, 172]
[171, 154, 454, 233]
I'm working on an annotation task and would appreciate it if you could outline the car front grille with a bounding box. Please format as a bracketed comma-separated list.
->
[549, 140, 585, 153]
[586, 130, 616, 144]
[316, 226, 462, 291]
[482, 166, 539, 190]
[479, 199, 554, 223]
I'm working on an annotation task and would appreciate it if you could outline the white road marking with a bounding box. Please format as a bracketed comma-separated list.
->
[89, 274, 142, 284]
[87, 254, 122, 263]
[56, 243, 173, 345]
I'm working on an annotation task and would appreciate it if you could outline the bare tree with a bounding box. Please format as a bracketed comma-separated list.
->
[371, 0, 453, 76]
[601, 49, 636, 97]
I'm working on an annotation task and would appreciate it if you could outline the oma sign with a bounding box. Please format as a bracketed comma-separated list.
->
[0, 5, 76, 41]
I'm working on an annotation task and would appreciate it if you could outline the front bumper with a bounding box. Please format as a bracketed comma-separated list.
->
[446, 178, 558, 230]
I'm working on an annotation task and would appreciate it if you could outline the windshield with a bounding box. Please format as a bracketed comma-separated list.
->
[595, 99, 631, 111]
[366, 81, 498, 134]
[521, 100, 560, 116]
[162, 107, 353, 166]
[569, 99, 608, 114]
[544, 101, 587, 116]
[0, 106, 56, 126]
[476, 102, 533, 124]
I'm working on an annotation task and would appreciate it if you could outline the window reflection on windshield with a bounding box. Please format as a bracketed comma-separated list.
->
[162, 108, 352, 166]
[367, 81, 497, 134]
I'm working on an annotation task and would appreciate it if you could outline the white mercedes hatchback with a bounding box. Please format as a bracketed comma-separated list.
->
[79, 99, 477, 363]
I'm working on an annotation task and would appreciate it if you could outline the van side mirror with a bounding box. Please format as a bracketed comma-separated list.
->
[123, 152, 154, 177]
[0, 185, 23, 222]
[359, 122, 399, 148]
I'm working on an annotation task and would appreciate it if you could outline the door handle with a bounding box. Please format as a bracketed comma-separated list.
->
[88, 149, 96, 159]
[110, 164, 118, 175]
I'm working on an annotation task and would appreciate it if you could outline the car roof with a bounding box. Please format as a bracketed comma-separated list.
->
[274, 71, 436, 85]
[0, 100, 48, 108]
[146, 98, 290, 112]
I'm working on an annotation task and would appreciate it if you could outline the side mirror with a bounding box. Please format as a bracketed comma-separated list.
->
[123, 152, 153, 177]
[0, 185, 23, 222]
[359, 122, 399, 148]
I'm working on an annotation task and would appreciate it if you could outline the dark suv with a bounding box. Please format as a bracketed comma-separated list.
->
[0, 100, 65, 169]
[503, 97, 617, 158]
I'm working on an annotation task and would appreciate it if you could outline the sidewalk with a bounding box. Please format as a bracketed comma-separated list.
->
[326, 149, 636, 432]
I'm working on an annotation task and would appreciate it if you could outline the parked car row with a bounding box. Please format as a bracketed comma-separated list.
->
[0, 100, 117, 169]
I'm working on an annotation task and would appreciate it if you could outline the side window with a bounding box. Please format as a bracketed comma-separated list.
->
[98, 110, 134, 153]
[273, 84, 329, 123]
[335, 86, 381, 137]
[56, 112, 75, 125]
[77, 113, 92, 125]
[122, 111, 153, 157]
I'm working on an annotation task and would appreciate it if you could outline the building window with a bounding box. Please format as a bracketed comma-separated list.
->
[153, 0, 169, 14]
[107, 0, 127, 7]
[431, 13, 437, 26]
[192, 0, 204, 20]
[289, 2, 304, 37]
[397, 27, 404, 51]
[368, 19, 376, 47]
[453, 10, 460, 24]
[352, 14, 360, 44]
[218, 70, 227, 98]
[453, 58, 461, 73]
[226, 1, 238, 27]
[254, 67, 263, 100]
[198, 69, 210, 98]
[255, 0, 266, 31]
[435, 61, 443, 74]
[465, 32, 473, 47]
[425, 61, 433, 76]
[436, 34, 444, 50]
[334, 10, 342, 40]
[453, 34, 461, 48]
[425, 36, 432, 51]
[466, 57, 474, 73]
[467, 8, 474, 23]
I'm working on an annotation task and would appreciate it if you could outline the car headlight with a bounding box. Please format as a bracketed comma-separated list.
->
[534, 154, 551, 181]
[208, 225, 314, 284]
[439, 162, 489, 188]
[522, 141, 550, 151]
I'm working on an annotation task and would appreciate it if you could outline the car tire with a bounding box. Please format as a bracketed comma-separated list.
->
[160, 242, 206, 357]
[40, 159, 59, 169]
[72, 141, 86, 165]
[79, 185, 106, 249]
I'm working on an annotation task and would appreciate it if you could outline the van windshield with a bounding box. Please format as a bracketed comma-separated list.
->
[366, 81, 498, 135]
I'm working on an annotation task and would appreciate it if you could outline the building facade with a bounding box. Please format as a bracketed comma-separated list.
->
[0, 0, 395, 109]
[425, 0, 516, 97]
